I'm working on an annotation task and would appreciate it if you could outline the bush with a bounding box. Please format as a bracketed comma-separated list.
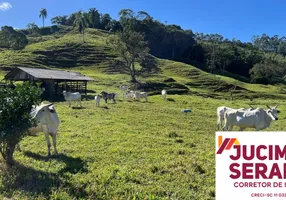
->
[39, 27, 52, 35]
[0, 26, 28, 50]
[0, 83, 41, 166]
[50, 25, 60, 33]
[19, 29, 29, 35]
[249, 62, 283, 84]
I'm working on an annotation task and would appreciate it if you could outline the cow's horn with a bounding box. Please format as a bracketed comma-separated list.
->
[275, 104, 279, 109]
[249, 105, 254, 109]
[46, 103, 53, 107]
[266, 105, 271, 109]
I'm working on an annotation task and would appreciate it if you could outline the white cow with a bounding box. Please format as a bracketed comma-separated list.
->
[162, 90, 167, 100]
[17, 102, 60, 156]
[94, 95, 101, 107]
[134, 91, 148, 102]
[120, 85, 128, 99]
[217, 106, 254, 130]
[222, 105, 279, 131]
[62, 91, 82, 107]
[124, 90, 135, 101]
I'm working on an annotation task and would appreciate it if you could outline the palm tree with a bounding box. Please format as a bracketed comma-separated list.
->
[88, 8, 100, 28]
[73, 11, 89, 43]
[51, 15, 68, 25]
[27, 23, 40, 36]
[39, 8, 48, 27]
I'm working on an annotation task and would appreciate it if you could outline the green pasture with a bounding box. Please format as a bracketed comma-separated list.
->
[0, 28, 285, 199]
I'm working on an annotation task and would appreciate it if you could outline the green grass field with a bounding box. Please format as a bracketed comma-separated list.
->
[0, 90, 284, 200]
[0, 28, 286, 199]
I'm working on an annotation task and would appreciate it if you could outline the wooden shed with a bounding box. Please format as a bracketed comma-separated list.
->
[4, 67, 94, 99]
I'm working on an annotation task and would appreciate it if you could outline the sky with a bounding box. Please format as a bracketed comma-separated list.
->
[0, 0, 285, 42]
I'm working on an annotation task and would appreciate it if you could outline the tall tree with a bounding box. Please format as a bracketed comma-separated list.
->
[88, 8, 100, 28]
[27, 22, 40, 36]
[118, 9, 150, 32]
[249, 62, 281, 84]
[163, 25, 195, 60]
[0, 26, 28, 50]
[73, 11, 89, 42]
[100, 14, 112, 30]
[108, 29, 149, 82]
[39, 8, 48, 27]
[105, 20, 120, 33]
[51, 15, 68, 25]
[66, 13, 77, 26]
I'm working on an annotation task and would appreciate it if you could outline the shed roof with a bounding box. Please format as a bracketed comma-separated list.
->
[5, 67, 94, 81]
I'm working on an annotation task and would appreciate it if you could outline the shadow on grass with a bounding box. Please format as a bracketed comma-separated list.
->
[23, 151, 88, 174]
[136, 101, 154, 104]
[100, 106, 109, 109]
[71, 106, 87, 110]
[1, 158, 89, 199]
[126, 100, 153, 104]
[167, 98, 175, 102]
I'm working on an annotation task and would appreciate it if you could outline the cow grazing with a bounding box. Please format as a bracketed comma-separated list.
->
[124, 90, 135, 101]
[120, 85, 128, 99]
[94, 95, 101, 107]
[101, 91, 116, 103]
[17, 102, 60, 156]
[162, 90, 167, 100]
[134, 91, 148, 102]
[62, 91, 82, 107]
[222, 105, 279, 131]
[217, 106, 254, 130]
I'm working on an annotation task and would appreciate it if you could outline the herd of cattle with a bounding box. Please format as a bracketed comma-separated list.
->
[62, 85, 168, 107]
[16, 86, 167, 156]
[14, 85, 280, 157]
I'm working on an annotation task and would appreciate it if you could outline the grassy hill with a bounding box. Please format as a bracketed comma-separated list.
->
[0, 27, 285, 199]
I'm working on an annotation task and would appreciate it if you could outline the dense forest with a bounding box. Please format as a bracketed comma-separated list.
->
[1, 7, 286, 84]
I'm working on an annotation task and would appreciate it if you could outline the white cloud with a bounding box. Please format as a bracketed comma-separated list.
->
[0, 2, 12, 11]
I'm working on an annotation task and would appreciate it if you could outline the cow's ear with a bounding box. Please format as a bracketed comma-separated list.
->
[49, 109, 55, 113]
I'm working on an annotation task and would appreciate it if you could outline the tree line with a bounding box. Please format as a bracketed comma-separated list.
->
[1, 7, 286, 84]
